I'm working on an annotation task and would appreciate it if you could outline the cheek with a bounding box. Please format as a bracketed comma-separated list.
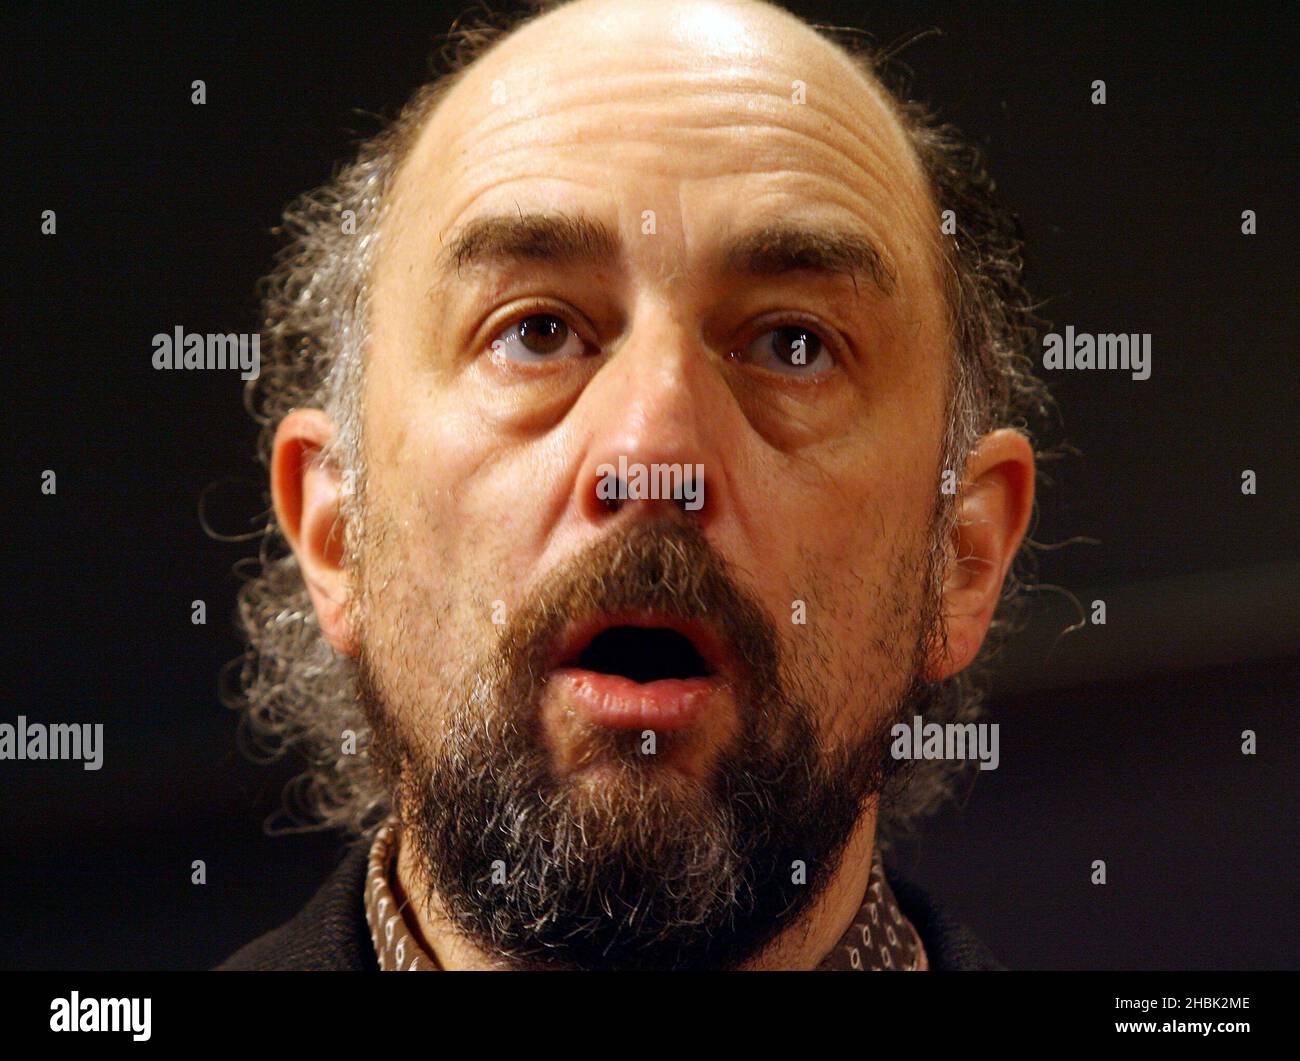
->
[750, 432, 936, 597]
[766, 463, 937, 740]
[362, 377, 472, 558]
[365, 352, 567, 543]
[357, 424, 547, 656]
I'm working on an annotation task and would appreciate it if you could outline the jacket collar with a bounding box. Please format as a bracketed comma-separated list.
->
[217, 835, 1004, 971]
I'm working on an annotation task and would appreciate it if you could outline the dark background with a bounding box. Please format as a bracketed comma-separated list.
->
[4, 0, 1296, 969]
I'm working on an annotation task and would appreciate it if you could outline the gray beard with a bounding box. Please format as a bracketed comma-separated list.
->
[357, 518, 937, 970]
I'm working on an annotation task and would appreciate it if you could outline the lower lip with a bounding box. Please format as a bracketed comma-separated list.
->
[545, 668, 728, 731]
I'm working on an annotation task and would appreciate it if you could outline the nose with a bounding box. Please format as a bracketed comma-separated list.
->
[573, 311, 731, 530]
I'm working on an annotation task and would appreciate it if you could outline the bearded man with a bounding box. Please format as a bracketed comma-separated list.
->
[218, 0, 1045, 972]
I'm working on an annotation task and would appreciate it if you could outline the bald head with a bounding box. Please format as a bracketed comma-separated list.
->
[380, 0, 942, 334]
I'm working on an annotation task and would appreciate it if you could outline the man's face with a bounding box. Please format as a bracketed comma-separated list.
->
[349, 0, 952, 968]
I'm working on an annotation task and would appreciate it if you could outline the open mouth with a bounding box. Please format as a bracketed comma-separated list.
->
[546, 615, 735, 731]
[572, 625, 713, 684]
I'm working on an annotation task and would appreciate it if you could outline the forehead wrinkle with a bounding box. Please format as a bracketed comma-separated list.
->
[419, 55, 930, 232]
[388, 3, 942, 314]
[419, 6, 922, 182]
[429, 109, 925, 250]
[420, 126, 924, 313]
[436, 58, 918, 174]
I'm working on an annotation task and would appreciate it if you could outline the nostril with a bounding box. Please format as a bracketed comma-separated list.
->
[588, 462, 708, 517]
[598, 477, 626, 513]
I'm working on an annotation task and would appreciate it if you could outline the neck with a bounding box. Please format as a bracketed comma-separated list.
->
[393, 806, 879, 971]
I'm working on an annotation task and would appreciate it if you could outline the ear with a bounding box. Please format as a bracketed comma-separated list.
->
[926, 427, 1036, 681]
[270, 408, 358, 657]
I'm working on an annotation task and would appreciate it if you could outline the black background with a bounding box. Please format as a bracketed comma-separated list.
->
[4, 0, 1297, 969]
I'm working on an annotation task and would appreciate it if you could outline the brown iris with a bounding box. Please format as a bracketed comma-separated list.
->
[518, 314, 569, 356]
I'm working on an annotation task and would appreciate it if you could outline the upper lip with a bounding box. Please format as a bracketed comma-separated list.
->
[548, 610, 738, 683]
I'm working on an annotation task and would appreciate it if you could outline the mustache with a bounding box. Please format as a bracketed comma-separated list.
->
[494, 517, 781, 690]
[360, 515, 918, 969]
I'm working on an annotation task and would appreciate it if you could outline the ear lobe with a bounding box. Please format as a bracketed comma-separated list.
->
[271, 408, 358, 657]
[926, 428, 1036, 682]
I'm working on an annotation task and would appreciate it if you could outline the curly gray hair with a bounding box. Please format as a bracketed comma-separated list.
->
[227, 0, 1055, 844]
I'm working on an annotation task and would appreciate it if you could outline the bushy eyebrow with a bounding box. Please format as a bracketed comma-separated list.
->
[437, 211, 621, 276]
[436, 210, 897, 297]
[721, 223, 897, 297]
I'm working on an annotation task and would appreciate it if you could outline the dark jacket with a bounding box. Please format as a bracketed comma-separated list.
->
[216, 840, 1004, 971]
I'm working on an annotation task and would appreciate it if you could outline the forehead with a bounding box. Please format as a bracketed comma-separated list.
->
[381, 0, 941, 310]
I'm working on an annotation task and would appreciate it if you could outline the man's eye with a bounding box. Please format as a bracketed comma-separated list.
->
[736, 324, 833, 376]
[490, 313, 587, 362]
